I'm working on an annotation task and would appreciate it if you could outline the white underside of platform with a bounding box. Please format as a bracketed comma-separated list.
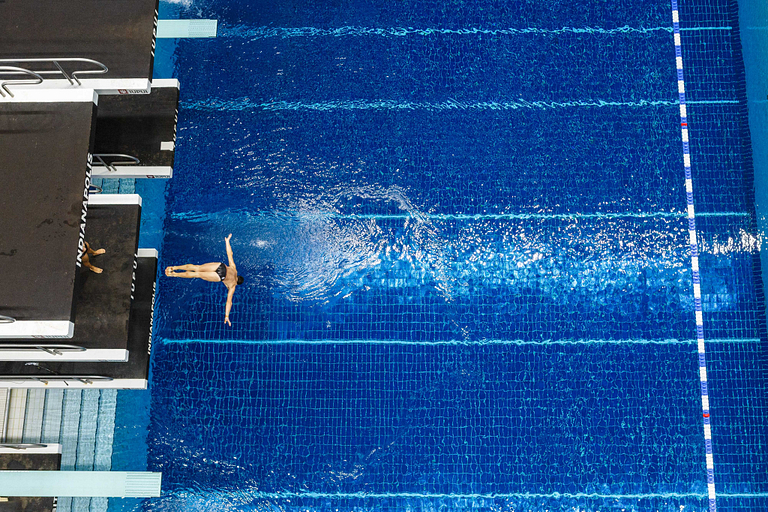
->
[92, 166, 172, 179]
[0, 379, 147, 389]
[150, 78, 180, 89]
[0, 349, 128, 362]
[0, 321, 74, 339]
[0, 443, 62, 454]
[137, 248, 158, 258]
[88, 193, 142, 206]
[0, 88, 97, 104]
[2, 79, 150, 97]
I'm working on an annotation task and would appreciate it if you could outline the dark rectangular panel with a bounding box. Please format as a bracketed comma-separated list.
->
[0, 0, 159, 79]
[0, 255, 156, 380]
[69, 203, 142, 348]
[94, 83, 179, 167]
[0, 100, 96, 332]
[0, 202, 141, 348]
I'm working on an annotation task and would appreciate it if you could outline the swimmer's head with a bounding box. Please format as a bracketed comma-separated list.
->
[237, 276, 245, 285]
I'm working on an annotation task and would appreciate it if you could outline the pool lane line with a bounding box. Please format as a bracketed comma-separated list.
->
[173, 490, 709, 501]
[182, 98, 679, 112]
[685, 100, 740, 104]
[163, 337, 760, 346]
[671, 2, 716, 511]
[169, 210, 751, 222]
[181, 97, 740, 112]
[217, 24, 731, 39]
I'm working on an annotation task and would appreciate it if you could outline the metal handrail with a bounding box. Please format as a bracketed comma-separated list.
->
[0, 315, 15, 324]
[0, 345, 87, 355]
[18, 363, 113, 385]
[89, 184, 103, 194]
[0, 443, 47, 450]
[0, 66, 44, 98]
[0, 58, 108, 86]
[93, 154, 141, 173]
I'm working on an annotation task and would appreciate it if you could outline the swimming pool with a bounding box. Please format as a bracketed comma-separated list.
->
[114, 0, 768, 510]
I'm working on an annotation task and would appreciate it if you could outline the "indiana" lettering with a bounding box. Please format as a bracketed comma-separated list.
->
[76, 154, 93, 267]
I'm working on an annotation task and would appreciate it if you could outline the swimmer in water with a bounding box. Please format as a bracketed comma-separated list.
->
[165, 234, 243, 326]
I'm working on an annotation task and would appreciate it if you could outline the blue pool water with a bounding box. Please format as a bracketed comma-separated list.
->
[111, 0, 768, 510]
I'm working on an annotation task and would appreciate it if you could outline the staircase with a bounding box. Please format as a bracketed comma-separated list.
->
[0, 387, 118, 512]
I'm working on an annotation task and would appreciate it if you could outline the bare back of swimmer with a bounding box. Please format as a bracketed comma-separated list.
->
[165, 234, 244, 325]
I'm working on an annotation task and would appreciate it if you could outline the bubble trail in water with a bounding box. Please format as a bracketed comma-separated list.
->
[219, 24, 677, 39]
[182, 98, 677, 112]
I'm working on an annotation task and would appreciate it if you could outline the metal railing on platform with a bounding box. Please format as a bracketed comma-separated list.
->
[0, 66, 43, 98]
[0, 58, 108, 96]
[93, 154, 141, 173]
[0, 345, 86, 356]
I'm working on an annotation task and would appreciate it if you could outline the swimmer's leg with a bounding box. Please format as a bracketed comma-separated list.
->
[82, 254, 103, 273]
[166, 264, 196, 276]
[84, 242, 105, 256]
[167, 270, 220, 282]
[165, 263, 219, 277]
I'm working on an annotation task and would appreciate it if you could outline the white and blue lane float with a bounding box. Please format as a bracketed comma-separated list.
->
[671, 1, 716, 511]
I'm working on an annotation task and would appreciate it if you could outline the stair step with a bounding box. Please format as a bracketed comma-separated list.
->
[75, 390, 99, 470]
[57, 497, 73, 512]
[90, 497, 109, 512]
[56, 389, 83, 512]
[5, 389, 27, 442]
[51, 390, 119, 512]
[71, 496, 91, 512]
[94, 389, 117, 471]
[0, 388, 8, 439]
[60, 389, 82, 470]
[22, 388, 46, 443]
[87, 390, 118, 512]
[69, 390, 100, 512]
[41, 389, 65, 444]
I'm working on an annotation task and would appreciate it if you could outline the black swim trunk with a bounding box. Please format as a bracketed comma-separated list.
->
[215, 262, 227, 281]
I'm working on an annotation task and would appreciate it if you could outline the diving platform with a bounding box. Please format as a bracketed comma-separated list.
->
[92, 79, 179, 179]
[0, 0, 159, 95]
[0, 251, 157, 388]
[0, 93, 97, 339]
[0, 197, 143, 360]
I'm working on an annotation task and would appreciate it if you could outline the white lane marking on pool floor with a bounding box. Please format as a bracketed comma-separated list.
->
[169, 210, 751, 223]
[164, 337, 761, 346]
[671, 2, 716, 510]
[171, 490, 711, 501]
[181, 98, 740, 112]
[216, 24, 732, 39]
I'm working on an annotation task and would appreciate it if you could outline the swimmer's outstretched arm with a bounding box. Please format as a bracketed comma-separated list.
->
[224, 286, 235, 326]
[224, 233, 236, 268]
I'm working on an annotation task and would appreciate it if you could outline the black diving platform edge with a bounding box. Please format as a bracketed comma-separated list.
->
[0, 99, 97, 338]
[0, 202, 141, 349]
[0, 0, 160, 80]
[94, 81, 179, 168]
[0, 254, 157, 383]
